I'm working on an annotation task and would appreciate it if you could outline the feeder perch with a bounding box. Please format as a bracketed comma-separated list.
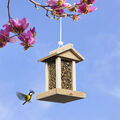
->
[36, 44, 86, 103]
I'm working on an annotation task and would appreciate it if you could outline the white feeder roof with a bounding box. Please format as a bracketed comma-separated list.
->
[37, 44, 85, 63]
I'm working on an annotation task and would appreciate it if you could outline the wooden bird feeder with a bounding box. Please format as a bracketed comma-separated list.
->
[36, 44, 86, 103]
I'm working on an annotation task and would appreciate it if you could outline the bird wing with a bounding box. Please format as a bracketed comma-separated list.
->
[16, 92, 27, 101]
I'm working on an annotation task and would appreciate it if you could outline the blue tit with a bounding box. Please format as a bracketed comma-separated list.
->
[16, 90, 35, 105]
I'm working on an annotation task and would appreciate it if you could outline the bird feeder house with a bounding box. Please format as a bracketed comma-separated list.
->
[36, 44, 86, 103]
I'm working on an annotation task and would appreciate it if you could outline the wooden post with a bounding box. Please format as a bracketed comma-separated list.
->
[56, 57, 61, 89]
[45, 63, 49, 91]
[72, 61, 76, 91]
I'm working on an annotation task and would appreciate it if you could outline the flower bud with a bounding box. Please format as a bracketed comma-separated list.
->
[58, 0, 64, 7]
[72, 15, 80, 21]
[68, 6, 75, 12]
[62, 14, 67, 17]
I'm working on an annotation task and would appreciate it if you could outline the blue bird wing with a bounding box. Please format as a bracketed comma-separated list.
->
[16, 92, 27, 101]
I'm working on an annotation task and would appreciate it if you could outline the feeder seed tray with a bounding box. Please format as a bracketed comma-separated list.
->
[36, 88, 86, 103]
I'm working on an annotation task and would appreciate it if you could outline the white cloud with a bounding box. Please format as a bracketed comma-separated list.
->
[104, 88, 120, 99]
[85, 32, 120, 93]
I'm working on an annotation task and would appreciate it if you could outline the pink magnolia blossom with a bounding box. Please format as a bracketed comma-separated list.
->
[30, 27, 36, 37]
[0, 29, 16, 48]
[46, 0, 57, 6]
[61, 0, 71, 7]
[1, 18, 36, 50]
[80, 0, 96, 5]
[52, 6, 64, 15]
[74, 0, 96, 14]
[46, 0, 71, 15]
[3, 18, 29, 34]
[88, 6, 96, 12]
[47, 0, 71, 7]
[0, 29, 9, 48]
[77, 4, 96, 14]
[3, 23, 12, 33]
[18, 28, 37, 50]
[87, 0, 96, 4]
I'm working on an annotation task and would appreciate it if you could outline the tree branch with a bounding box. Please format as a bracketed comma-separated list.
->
[7, 0, 11, 23]
[29, 0, 81, 18]
[29, 0, 53, 12]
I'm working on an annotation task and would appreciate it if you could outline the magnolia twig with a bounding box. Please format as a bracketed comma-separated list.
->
[29, 0, 53, 12]
[29, 0, 80, 18]
[9, 34, 20, 38]
[7, 0, 11, 23]
[0, 33, 18, 40]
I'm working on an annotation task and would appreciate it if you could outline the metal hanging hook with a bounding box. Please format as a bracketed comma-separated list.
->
[58, 17, 63, 47]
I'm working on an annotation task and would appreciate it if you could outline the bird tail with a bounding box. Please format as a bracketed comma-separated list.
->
[22, 101, 27, 105]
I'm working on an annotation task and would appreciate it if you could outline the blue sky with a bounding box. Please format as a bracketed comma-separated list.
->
[0, 0, 120, 120]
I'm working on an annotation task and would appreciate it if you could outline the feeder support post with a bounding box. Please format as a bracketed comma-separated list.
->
[72, 61, 76, 91]
[45, 62, 49, 91]
[56, 57, 61, 89]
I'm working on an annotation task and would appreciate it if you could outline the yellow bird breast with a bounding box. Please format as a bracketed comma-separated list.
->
[26, 95, 31, 101]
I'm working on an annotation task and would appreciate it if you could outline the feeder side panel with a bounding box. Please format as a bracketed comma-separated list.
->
[61, 60, 72, 90]
[48, 60, 56, 90]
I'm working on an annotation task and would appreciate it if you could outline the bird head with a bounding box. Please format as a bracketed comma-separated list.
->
[29, 90, 35, 95]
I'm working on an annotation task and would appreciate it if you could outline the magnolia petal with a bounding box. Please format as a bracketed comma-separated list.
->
[20, 43, 25, 46]
[9, 37, 18, 43]
[89, 6, 97, 12]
